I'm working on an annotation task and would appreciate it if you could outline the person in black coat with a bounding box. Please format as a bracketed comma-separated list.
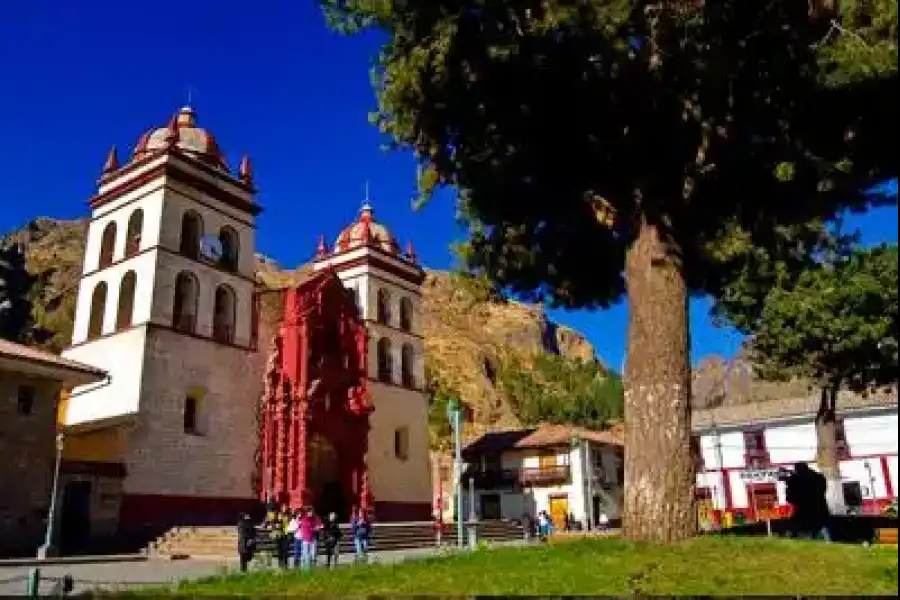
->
[237, 513, 256, 572]
[322, 512, 343, 568]
[786, 462, 831, 540]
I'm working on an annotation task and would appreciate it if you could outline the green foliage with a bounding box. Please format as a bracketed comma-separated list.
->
[425, 367, 457, 449]
[818, 0, 898, 87]
[321, 0, 896, 310]
[498, 353, 623, 429]
[0, 244, 35, 342]
[747, 244, 898, 390]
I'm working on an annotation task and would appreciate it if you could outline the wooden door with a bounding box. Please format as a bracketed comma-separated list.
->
[749, 483, 778, 521]
[548, 495, 569, 530]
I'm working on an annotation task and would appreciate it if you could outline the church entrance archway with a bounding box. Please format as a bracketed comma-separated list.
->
[307, 433, 347, 519]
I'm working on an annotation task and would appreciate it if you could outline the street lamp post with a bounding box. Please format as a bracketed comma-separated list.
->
[446, 398, 464, 548]
[37, 432, 65, 560]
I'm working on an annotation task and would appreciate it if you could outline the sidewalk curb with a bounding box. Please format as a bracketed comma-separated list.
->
[0, 554, 148, 568]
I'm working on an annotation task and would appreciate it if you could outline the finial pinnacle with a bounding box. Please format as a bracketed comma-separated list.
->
[239, 153, 253, 185]
[101, 145, 120, 176]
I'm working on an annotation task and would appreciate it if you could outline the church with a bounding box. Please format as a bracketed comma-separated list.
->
[56, 106, 432, 544]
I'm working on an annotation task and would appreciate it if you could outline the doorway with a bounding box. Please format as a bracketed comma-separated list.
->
[548, 494, 569, 530]
[480, 494, 501, 520]
[60, 480, 92, 555]
[748, 483, 779, 521]
[308, 434, 346, 517]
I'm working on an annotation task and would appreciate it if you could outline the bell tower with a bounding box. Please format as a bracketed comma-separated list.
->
[61, 107, 265, 533]
[311, 198, 433, 520]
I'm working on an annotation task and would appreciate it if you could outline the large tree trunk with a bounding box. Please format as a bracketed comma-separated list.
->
[816, 385, 846, 516]
[622, 219, 695, 542]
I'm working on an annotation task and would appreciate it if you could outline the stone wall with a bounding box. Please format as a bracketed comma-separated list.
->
[0, 372, 59, 555]
[118, 326, 264, 531]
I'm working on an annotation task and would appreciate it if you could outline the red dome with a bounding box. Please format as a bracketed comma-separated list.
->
[132, 106, 229, 172]
[334, 203, 401, 254]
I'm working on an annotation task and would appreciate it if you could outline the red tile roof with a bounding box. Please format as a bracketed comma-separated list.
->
[464, 422, 624, 458]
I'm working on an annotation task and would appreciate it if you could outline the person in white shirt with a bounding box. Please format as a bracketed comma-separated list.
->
[597, 512, 610, 532]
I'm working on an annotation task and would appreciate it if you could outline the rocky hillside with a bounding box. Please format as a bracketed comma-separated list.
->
[2, 218, 603, 443]
[692, 349, 813, 409]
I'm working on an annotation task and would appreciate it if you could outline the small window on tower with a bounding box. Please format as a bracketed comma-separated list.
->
[394, 427, 410, 461]
[17, 385, 36, 416]
[184, 396, 200, 435]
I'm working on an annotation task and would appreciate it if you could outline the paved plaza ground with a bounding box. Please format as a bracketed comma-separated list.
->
[0, 546, 454, 597]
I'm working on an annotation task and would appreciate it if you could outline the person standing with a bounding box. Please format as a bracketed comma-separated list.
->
[276, 505, 292, 568]
[322, 512, 343, 568]
[597, 512, 610, 533]
[286, 510, 302, 568]
[236, 514, 256, 573]
[537, 511, 551, 541]
[786, 462, 831, 541]
[350, 509, 372, 563]
[307, 508, 324, 567]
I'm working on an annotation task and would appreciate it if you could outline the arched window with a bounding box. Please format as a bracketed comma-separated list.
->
[377, 337, 393, 382]
[350, 287, 361, 315]
[87, 281, 108, 340]
[125, 209, 143, 257]
[394, 427, 410, 461]
[116, 270, 137, 331]
[376, 288, 391, 325]
[179, 211, 203, 259]
[172, 271, 199, 333]
[399, 297, 414, 332]
[219, 226, 240, 272]
[401, 343, 415, 388]
[99, 221, 117, 268]
[213, 284, 237, 344]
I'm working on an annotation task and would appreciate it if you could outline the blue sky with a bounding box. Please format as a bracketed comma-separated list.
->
[1, 1, 896, 369]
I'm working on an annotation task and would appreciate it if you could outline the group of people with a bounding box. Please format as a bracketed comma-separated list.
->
[237, 504, 373, 573]
[521, 510, 611, 541]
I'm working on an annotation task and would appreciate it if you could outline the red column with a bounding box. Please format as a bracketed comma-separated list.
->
[881, 456, 895, 499]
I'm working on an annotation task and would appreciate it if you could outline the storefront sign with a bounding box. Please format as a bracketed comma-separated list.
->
[740, 468, 781, 484]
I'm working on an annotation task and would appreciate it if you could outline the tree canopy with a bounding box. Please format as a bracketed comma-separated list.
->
[320, 0, 897, 541]
[0, 244, 34, 342]
[747, 243, 898, 391]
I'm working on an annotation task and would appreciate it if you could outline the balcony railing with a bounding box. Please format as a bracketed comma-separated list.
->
[467, 465, 572, 489]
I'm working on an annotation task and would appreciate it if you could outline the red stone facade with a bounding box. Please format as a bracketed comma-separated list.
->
[259, 270, 373, 517]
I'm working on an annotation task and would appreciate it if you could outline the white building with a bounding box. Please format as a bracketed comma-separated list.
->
[692, 390, 898, 527]
[457, 423, 624, 528]
[58, 106, 264, 534]
[52, 105, 433, 542]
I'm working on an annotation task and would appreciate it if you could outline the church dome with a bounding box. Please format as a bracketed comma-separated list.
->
[334, 202, 401, 254]
[132, 106, 229, 171]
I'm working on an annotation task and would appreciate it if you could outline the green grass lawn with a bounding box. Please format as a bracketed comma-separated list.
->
[141, 537, 897, 596]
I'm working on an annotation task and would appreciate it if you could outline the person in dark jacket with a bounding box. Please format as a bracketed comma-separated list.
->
[786, 462, 831, 541]
[322, 512, 343, 568]
[237, 514, 256, 573]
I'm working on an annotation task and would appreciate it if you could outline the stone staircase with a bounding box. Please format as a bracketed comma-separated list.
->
[148, 520, 525, 559]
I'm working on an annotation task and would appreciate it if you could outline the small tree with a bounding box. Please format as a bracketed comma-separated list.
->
[321, 0, 897, 541]
[745, 244, 898, 514]
[0, 244, 34, 342]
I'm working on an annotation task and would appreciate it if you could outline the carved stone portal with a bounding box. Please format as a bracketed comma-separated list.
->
[258, 270, 372, 518]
